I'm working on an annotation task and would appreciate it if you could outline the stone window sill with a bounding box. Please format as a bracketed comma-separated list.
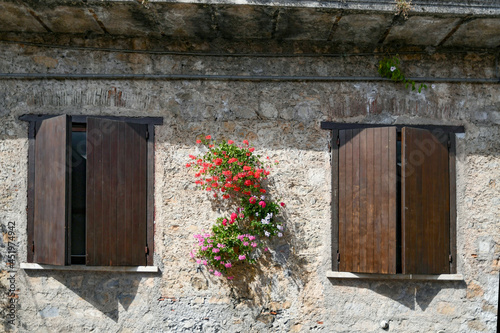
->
[20, 263, 158, 273]
[327, 271, 463, 281]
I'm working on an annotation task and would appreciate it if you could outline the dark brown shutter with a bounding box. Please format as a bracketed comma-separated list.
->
[339, 127, 397, 274]
[86, 118, 148, 266]
[401, 127, 450, 274]
[33, 115, 72, 265]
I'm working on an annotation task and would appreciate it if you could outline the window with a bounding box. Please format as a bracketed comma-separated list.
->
[322, 123, 463, 275]
[21, 115, 163, 267]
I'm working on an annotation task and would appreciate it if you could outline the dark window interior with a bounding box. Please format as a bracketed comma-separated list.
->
[71, 125, 86, 265]
[396, 135, 402, 273]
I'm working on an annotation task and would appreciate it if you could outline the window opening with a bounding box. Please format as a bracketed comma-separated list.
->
[396, 135, 402, 273]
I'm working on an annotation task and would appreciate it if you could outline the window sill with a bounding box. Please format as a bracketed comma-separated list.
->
[20, 263, 158, 273]
[326, 271, 463, 281]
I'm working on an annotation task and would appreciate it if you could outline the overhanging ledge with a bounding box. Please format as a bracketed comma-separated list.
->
[20, 263, 159, 273]
[327, 271, 464, 281]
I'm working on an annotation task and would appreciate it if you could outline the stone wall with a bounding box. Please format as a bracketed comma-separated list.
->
[0, 40, 499, 332]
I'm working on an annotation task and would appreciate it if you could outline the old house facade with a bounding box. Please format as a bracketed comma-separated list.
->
[0, 0, 499, 332]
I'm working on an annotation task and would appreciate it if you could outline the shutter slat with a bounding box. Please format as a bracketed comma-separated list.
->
[352, 129, 361, 272]
[87, 118, 148, 266]
[338, 130, 347, 271]
[402, 127, 450, 274]
[380, 128, 389, 273]
[339, 127, 397, 273]
[359, 129, 368, 272]
[116, 122, 127, 265]
[365, 128, 375, 272]
[34, 115, 71, 265]
[387, 128, 397, 273]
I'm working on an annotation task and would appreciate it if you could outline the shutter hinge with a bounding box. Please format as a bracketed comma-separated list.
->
[448, 139, 451, 148]
[449, 254, 453, 263]
[337, 252, 340, 263]
[31, 241, 34, 253]
[336, 136, 340, 147]
[146, 130, 149, 140]
[145, 246, 149, 255]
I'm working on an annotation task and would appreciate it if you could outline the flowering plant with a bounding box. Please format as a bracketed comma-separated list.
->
[187, 136, 285, 279]
[378, 55, 427, 93]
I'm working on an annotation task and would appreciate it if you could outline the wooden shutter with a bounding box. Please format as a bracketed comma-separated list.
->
[33, 115, 72, 265]
[86, 118, 148, 266]
[339, 127, 397, 274]
[401, 127, 450, 274]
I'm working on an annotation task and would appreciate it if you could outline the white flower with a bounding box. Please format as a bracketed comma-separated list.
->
[260, 195, 266, 200]
[277, 232, 283, 237]
[261, 219, 269, 225]
[265, 231, 270, 237]
[431, 84, 436, 89]
[255, 212, 259, 216]
[266, 213, 273, 220]
[390, 66, 396, 72]
[277, 225, 283, 231]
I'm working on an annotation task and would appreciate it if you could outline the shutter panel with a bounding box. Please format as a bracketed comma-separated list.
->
[339, 127, 397, 274]
[86, 118, 148, 266]
[401, 127, 450, 274]
[33, 115, 71, 265]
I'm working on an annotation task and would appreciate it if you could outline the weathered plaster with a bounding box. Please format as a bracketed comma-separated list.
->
[0, 40, 498, 332]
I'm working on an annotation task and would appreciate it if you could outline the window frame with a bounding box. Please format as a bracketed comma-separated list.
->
[321, 122, 463, 275]
[21, 114, 163, 267]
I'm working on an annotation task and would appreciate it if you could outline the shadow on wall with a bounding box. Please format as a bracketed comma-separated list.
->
[22, 269, 160, 323]
[189, 197, 309, 315]
[328, 278, 467, 311]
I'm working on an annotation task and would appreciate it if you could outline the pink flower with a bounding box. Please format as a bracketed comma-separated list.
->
[196, 139, 201, 144]
[238, 255, 246, 260]
[231, 213, 237, 221]
[206, 135, 211, 140]
[243, 140, 249, 145]
[214, 256, 221, 261]
[214, 271, 222, 277]
[225, 262, 232, 268]
[264, 248, 268, 252]
[196, 259, 201, 264]
[251, 242, 257, 248]
[227, 276, 234, 280]
[228, 140, 234, 144]
[212, 248, 220, 253]
[249, 147, 255, 152]
[243, 242, 249, 246]
[222, 219, 227, 226]
[258, 201, 266, 208]
[202, 260, 207, 265]
[189, 251, 195, 258]
[280, 202, 286, 207]
[248, 235, 255, 241]
[249, 197, 257, 204]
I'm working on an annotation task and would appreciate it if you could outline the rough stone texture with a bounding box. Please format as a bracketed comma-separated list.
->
[0, 37, 498, 333]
